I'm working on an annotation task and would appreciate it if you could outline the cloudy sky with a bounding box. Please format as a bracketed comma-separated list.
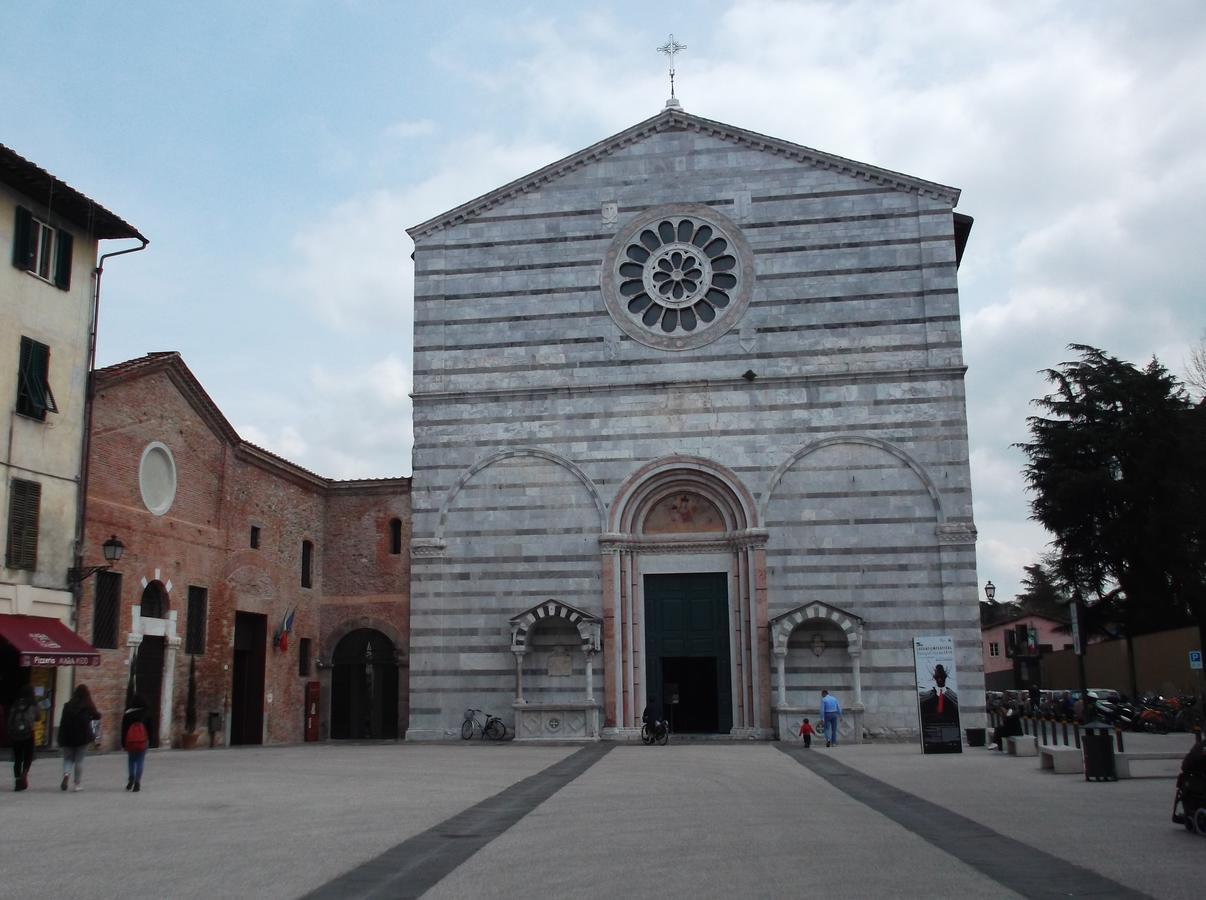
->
[4, 1, 1204, 603]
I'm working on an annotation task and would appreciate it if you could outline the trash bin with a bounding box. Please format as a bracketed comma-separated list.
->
[965, 727, 986, 747]
[1081, 721, 1117, 782]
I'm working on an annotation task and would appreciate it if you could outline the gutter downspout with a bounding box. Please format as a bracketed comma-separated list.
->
[70, 237, 149, 630]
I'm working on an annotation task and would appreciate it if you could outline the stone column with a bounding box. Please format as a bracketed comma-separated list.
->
[585, 649, 596, 702]
[513, 650, 527, 705]
[774, 648, 787, 708]
[849, 647, 863, 706]
[161, 613, 181, 747]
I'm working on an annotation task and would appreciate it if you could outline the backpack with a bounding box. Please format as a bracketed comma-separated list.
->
[7, 702, 35, 740]
[125, 720, 149, 753]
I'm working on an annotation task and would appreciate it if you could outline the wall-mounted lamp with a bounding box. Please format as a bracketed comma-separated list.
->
[983, 580, 996, 602]
[811, 632, 825, 657]
[67, 534, 125, 586]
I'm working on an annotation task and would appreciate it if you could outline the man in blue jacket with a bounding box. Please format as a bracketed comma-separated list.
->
[820, 689, 842, 747]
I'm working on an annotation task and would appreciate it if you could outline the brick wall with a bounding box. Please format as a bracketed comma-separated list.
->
[77, 356, 410, 748]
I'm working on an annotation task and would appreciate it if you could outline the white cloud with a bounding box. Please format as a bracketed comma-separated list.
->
[235, 2, 1206, 592]
[384, 119, 437, 140]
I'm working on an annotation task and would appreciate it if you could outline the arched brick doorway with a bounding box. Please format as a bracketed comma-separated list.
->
[330, 629, 399, 740]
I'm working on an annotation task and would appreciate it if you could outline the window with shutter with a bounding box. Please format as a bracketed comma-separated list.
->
[12, 206, 35, 270]
[5, 478, 42, 570]
[93, 572, 121, 649]
[16, 336, 58, 420]
[11, 206, 73, 290]
[186, 586, 208, 654]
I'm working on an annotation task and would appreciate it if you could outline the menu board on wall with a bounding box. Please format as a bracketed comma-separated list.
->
[914, 635, 962, 754]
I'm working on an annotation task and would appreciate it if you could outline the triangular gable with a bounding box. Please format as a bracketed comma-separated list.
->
[408, 108, 961, 239]
[94, 353, 350, 489]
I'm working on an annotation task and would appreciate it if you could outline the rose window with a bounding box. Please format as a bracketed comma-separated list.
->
[602, 205, 753, 351]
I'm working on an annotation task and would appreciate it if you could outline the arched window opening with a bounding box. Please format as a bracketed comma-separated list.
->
[301, 540, 313, 588]
[140, 581, 168, 619]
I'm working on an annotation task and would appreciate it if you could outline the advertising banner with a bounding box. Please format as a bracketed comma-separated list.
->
[914, 635, 962, 754]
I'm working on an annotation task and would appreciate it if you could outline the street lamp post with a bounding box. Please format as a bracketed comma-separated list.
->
[67, 534, 125, 585]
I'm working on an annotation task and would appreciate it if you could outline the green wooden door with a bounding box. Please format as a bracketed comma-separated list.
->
[644, 572, 732, 733]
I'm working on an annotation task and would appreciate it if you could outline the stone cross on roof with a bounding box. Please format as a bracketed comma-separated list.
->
[657, 34, 686, 109]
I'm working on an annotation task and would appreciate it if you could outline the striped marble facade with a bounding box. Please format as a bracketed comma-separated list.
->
[406, 108, 983, 741]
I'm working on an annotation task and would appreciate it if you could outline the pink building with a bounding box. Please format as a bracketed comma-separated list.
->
[981, 613, 1071, 691]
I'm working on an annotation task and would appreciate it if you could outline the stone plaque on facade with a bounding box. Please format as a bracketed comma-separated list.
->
[547, 652, 572, 677]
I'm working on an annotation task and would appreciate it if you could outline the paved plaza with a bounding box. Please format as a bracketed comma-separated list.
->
[1, 735, 1200, 899]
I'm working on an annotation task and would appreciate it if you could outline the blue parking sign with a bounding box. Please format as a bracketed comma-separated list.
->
[1191, 650, 1203, 670]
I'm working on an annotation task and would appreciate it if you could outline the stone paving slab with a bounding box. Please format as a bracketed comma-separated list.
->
[1, 738, 1199, 899]
[0, 743, 574, 900]
[825, 735, 1201, 900]
[424, 744, 1024, 900]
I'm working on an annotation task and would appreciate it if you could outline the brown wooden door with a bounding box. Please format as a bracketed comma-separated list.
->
[230, 612, 266, 745]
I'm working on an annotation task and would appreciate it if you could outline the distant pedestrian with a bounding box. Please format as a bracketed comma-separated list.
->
[58, 684, 100, 792]
[121, 694, 153, 793]
[798, 717, 815, 748]
[1028, 683, 1040, 714]
[7, 684, 40, 791]
[820, 690, 842, 747]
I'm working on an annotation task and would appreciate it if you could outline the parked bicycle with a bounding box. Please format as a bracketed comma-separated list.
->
[640, 705, 670, 745]
[461, 707, 507, 740]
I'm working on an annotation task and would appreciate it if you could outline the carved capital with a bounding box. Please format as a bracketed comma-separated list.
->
[411, 539, 447, 559]
[935, 524, 977, 546]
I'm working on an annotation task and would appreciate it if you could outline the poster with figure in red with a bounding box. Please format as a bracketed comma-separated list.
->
[914, 635, 962, 754]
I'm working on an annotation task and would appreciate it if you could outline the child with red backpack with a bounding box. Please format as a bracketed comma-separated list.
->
[121, 694, 153, 793]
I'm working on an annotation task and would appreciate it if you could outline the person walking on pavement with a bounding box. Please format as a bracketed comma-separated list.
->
[798, 717, 816, 748]
[820, 689, 842, 747]
[121, 694, 153, 792]
[7, 684, 40, 791]
[58, 684, 100, 792]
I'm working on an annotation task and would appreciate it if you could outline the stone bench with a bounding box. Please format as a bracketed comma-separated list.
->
[1039, 745, 1083, 774]
[1007, 735, 1037, 757]
[1114, 751, 1184, 779]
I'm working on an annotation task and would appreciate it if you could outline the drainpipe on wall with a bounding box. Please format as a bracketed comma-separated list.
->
[70, 238, 149, 632]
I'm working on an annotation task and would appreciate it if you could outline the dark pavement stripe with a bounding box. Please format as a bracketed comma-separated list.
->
[777, 745, 1153, 899]
[303, 744, 613, 900]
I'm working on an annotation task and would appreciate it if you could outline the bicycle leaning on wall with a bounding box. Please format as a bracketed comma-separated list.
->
[461, 707, 508, 740]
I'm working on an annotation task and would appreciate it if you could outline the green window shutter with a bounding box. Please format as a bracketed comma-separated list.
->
[53, 228, 73, 290]
[12, 206, 35, 271]
[16, 337, 55, 419]
[6, 479, 42, 570]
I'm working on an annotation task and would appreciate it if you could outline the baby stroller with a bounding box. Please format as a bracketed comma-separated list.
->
[1171, 742, 1206, 834]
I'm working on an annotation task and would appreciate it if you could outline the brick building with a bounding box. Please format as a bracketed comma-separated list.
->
[76, 352, 409, 748]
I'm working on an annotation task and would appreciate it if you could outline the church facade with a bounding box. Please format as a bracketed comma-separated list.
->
[406, 107, 982, 742]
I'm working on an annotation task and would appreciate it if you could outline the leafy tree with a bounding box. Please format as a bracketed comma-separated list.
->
[1017, 345, 1206, 661]
[1014, 557, 1070, 619]
[1186, 330, 1206, 398]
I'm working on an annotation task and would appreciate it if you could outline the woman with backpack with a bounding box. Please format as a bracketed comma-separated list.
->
[121, 694, 152, 792]
[7, 684, 40, 791]
[57, 684, 100, 792]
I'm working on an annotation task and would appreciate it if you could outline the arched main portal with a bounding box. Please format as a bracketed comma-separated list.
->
[134, 580, 171, 748]
[330, 629, 399, 740]
[602, 457, 768, 737]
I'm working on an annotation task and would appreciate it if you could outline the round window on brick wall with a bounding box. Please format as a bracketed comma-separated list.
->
[600, 203, 754, 351]
[139, 442, 177, 517]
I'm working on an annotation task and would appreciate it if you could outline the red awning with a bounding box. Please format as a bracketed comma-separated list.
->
[0, 615, 100, 667]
